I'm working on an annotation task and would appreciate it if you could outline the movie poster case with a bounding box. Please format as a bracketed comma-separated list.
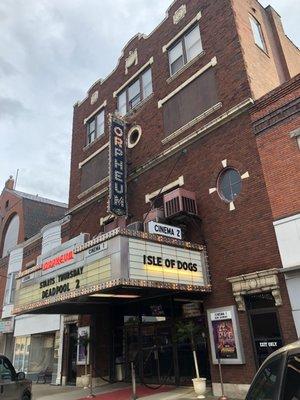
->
[77, 326, 90, 366]
[207, 305, 245, 365]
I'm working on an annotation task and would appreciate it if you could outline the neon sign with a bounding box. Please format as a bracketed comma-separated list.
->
[42, 250, 74, 271]
[108, 115, 127, 216]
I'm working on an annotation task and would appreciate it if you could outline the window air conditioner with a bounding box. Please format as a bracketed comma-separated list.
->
[164, 188, 198, 219]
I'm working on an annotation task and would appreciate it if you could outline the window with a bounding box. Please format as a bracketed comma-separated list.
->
[2, 214, 20, 257]
[250, 16, 267, 52]
[5, 272, 17, 305]
[283, 354, 300, 400]
[117, 68, 153, 116]
[217, 168, 242, 203]
[247, 356, 282, 400]
[168, 25, 203, 75]
[127, 125, 142, 148]
[87, 109, 105, 145]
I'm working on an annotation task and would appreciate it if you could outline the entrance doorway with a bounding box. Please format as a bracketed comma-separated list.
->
[246, 293, 283, 367]
[66, 324, 78, 385]
[113, 296, 211, 386]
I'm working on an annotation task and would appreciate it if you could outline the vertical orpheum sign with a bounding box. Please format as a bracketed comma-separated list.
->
[108, 115, 128, 216]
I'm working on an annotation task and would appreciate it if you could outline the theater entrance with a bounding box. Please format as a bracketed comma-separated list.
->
[112, 295, 211, 386]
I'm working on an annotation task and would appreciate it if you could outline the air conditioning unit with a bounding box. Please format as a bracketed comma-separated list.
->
[143, 208, 165, 224]
[164, 188, 198, 219]
[127, 221, 144, 232]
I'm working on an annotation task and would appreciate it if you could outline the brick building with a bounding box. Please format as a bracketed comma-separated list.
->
[13, 0, 300, 397]
[0, 177, 67, 364]
[251, 74, 300, 337]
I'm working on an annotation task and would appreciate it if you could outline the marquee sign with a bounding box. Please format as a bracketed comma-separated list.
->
[148, 221, 182, 240]
[129, 238, 207, 287]
[108, 115, 127, 216]
[14, 232, 210, 315]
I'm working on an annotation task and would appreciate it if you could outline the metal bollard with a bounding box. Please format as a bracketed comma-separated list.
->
[217, 356, 228, 400]
[131, 362, 137, 400]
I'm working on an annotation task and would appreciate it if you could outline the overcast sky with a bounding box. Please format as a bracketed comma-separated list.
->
[0, 0, 299, 203]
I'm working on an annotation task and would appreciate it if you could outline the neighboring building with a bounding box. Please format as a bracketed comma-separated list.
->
[0, 177, 67, 363]
[12, 0, 300, 398]
[12, 217, 70, 383]
[251, 74, 300, 337]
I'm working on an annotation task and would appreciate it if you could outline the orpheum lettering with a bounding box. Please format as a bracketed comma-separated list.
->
[42, 250, 74, 271]
[108, 116, 127, 216]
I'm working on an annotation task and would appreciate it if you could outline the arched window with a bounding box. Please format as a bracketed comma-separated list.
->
[2, 214, 20, 256]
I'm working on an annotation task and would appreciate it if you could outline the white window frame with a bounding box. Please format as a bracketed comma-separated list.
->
[86, 109, 105, 145]
[5, 272, 17, 305]
[249, 15, 267, 52]
[168, 24, 203, 76]
[117, 68, 153, 116]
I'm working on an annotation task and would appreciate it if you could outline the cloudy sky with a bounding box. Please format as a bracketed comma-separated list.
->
[0, 0, 299, 203]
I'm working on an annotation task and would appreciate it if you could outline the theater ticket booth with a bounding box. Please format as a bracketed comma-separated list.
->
[14, 229, 211, 386]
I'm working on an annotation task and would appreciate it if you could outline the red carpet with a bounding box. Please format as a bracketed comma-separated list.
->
[80, 385, 173, 400]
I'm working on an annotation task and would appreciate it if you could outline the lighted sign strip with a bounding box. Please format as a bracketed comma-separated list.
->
[145, 264, 204, 278]
[14, 278, 211, 315]
[74, 229, 204, 254]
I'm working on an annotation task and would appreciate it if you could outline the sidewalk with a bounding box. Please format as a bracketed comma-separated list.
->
[32, 383, 222, 400]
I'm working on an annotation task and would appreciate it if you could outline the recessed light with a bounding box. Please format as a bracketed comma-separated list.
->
[89, 294, 140, 299]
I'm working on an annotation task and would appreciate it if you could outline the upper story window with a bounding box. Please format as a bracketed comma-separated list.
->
[4, 272, 17, 305]
[117, 68, 153, 116]
[87, 109, 105, 145]
[250, 16, 267, 52]
[168, 25, 203, 76]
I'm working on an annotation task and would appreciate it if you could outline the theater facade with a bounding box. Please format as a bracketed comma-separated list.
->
[15, 228, 214, 386]
[13, 0, 300, 397]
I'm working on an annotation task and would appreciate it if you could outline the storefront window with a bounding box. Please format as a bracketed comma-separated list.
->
[14, 336, 31, 373]
[28, 334, 55, 375]
[14, 333, 55, 377]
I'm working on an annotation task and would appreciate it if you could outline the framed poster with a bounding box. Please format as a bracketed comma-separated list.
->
[77, 326, 90, 365]
[207, 306, 245, 365]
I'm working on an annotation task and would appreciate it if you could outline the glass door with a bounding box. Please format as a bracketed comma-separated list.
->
[141, 322, 175, 385]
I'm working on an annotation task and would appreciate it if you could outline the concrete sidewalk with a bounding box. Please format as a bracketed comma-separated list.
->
[32, 383, 221, 400]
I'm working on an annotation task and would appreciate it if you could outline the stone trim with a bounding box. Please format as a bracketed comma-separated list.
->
[113, 57, 154, 98]
[145, 175, 184, 203]
[83, 100, 107, 125]
[78, 142, 109, 169]
[158, 57, 217, 108]
[162, 11, 202, 52]
[162, 102, 222, 144]
[227, 268, 283, 311]
[290, 127, 300, 138]
[77, 177, 109, 199]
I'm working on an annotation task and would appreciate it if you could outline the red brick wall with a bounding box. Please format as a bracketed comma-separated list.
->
[0, 190, 25, 257]
[67, 0, 298, 387]
[69, 0, 252, 211]
[71, 109, 298, 384]
[251, 75, 300, 220]
[231, 0, 300, 99]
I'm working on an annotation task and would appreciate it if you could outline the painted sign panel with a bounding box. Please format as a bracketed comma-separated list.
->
[0, 318, 14, 333]
[129, 238, 206, 287]
[108, 115, 127, 216]
[148, 221, 182, 240]
[207, 306, 245, 365]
